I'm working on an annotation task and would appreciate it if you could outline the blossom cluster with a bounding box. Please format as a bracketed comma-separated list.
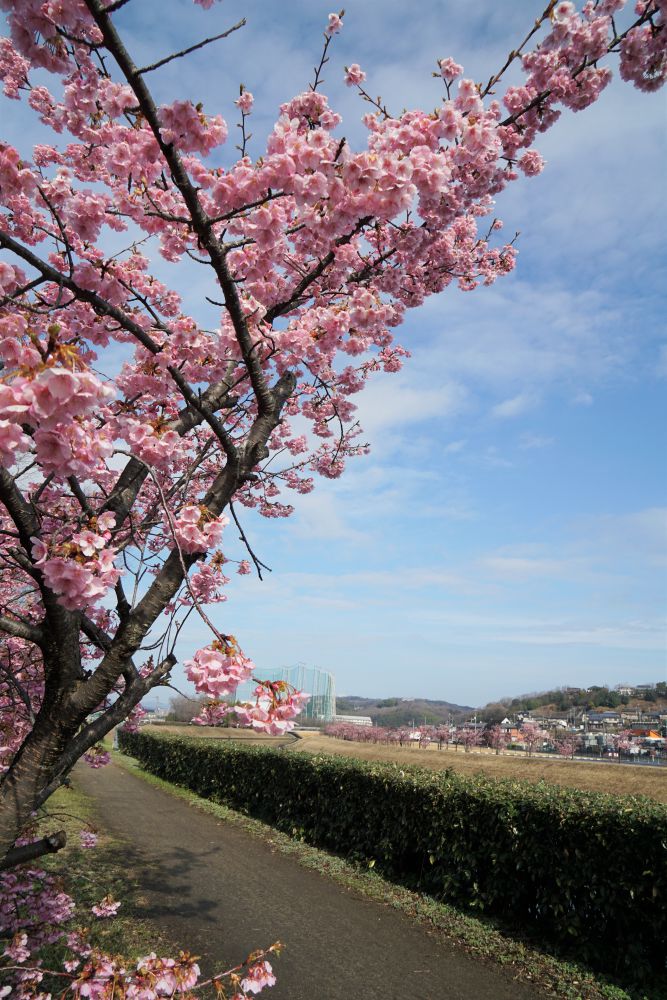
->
[30, 513, 119, 612]
[0, 358, 115, 477]
[185, 640, 254, 697]
[1, 857, 279, 999]
[187, 643, 311, 734]
[234, 685, 310, 735]
[173, 505, 229, 555]
[83, 745, 112, 769]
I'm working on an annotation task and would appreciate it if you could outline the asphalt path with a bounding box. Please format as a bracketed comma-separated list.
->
[75, 760, 547, 1000]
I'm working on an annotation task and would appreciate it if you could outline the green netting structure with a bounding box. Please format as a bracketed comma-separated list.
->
[242, 663, 336, 722]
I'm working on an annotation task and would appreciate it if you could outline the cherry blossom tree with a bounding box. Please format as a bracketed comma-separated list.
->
[0, 0, 665, 993]
[612, 728, 634, 760]
[485, 724, 509, 755]
[520, 721, 548, 756]
[434, 725, 452, 751]
[555, 734, 579, 757]
[456, 726, 482, 753]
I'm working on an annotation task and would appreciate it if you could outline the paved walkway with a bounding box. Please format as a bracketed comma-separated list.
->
[75, 761, 546, 1000]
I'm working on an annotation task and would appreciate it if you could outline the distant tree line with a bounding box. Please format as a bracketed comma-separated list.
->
[480, 682, 667, 721]
[171, 685, 666, 727]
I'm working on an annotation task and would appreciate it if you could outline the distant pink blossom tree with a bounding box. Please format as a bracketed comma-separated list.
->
[486, 724, 510, 755]
[457, 726, 483, 753]
[434, 725, 452, 751]
[613, 729, 634, 760]
[520, 721, 548, 756]
[556, 735, 579, 758]
[419, 727, 434, 749]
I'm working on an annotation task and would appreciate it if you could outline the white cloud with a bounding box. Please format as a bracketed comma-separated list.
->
[492, 393, 538, 419]
[518, 433, 553, 450]
[480, 555, 587, 581]
[496, 622, 664, 651]
[354, 375, 469, 436]
[443, 439, 466, 453]
[477, 446, 513, 469]
[418, 280, 627, 388]
[285, 490, 368, 544]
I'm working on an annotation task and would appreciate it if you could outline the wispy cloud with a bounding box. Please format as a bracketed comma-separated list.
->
[518, 433, 554, 450]
[492, 393, 538, 419]
[354, 376, 469, 436]
[480, 554, 588, 581]
[572, 391, 594, 406]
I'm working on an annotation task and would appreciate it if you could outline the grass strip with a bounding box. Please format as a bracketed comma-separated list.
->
[115, 749, 662, 1000]
[35, 779, 175, 983]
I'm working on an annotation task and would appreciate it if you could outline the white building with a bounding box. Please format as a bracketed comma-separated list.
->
[332, 714, 373, 727]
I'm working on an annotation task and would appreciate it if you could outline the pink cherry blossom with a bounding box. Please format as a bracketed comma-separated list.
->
[121, 705, 148, 734]
[344, 63, 366, 86]
[241, 960, 276, 994]
[325, 12, 343, 36]
[185, 642, 255, 697]
[236, 90, 254, 114]
[192, 700, 232, 726]
[4, 932, 30, 964]
[83, 746, 111, 769]
[0, 420, 31, 466]
[439, 56, 464, 81]
[91, 895, 121, 919]
[173, 505, 229, 554]
[159, 100, 227, 154]
[518, 150, 546, 175]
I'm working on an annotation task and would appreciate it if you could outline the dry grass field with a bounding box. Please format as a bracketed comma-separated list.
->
[290, 732, 667, 802]
[150, 723, 667, 801]
[155, 723, 294, 748]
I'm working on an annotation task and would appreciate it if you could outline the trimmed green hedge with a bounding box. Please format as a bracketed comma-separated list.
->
[119, 730, 667, 977]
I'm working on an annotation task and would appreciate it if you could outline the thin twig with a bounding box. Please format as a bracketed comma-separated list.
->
[135, 20, 246, 76]
[229, 501, 271, 580]
[310, 12, 344, 92]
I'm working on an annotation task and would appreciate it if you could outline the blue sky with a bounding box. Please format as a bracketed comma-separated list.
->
[3, 1, 665, 706]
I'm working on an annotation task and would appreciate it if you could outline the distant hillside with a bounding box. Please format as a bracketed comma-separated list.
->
[335, 683, 667, 727]
[336, 696, 472, 728]
[478, 682, 667, 721]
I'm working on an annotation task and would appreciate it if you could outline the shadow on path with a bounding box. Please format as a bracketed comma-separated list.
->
[75, 760, 547, 1000]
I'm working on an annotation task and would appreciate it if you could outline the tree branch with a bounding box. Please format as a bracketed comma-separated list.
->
[0, 615, 44, 646]
[79, 614, 112, 652]
[0, 468, 40, 552]
[0, 831, 67, 872]
[84, 0, 277, 419]
[37, 654, 176, 805]
[229, 501, 271, 580]
[0, 230, 239, 470]
[136, 20, 246, 76]
[101, 374, 237, 531]
[263, 216, 372, 324]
